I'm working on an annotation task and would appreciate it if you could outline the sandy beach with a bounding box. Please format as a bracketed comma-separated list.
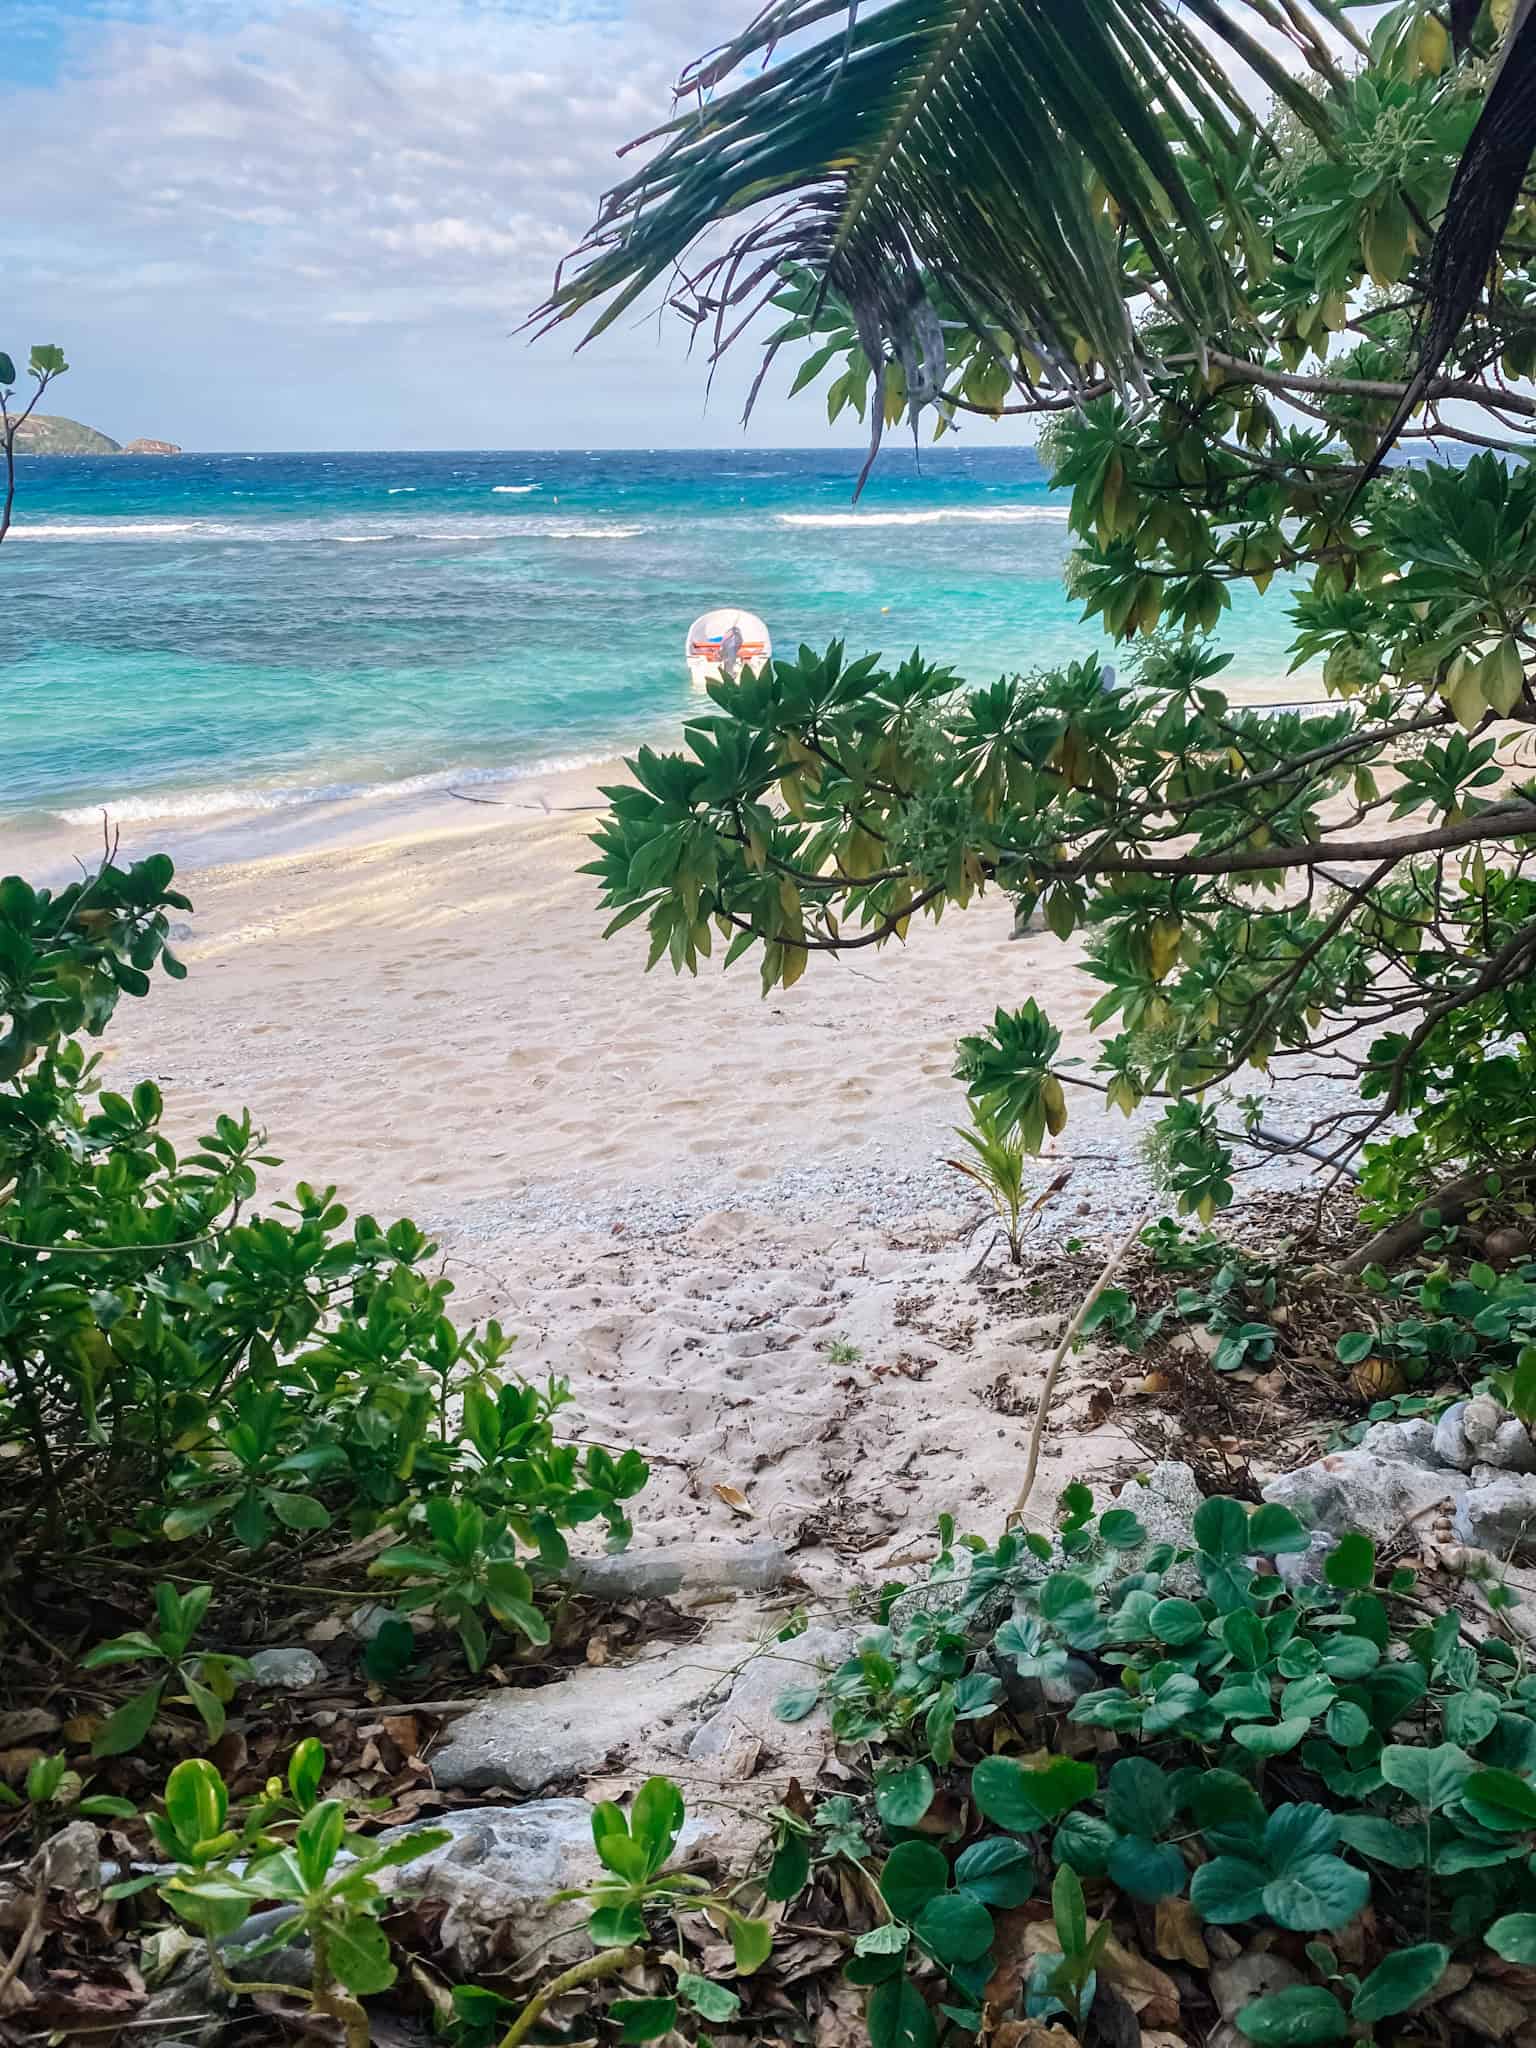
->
[48, 741, 1346, 1579]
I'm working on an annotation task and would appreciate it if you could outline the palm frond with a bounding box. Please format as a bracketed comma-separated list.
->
[1356, 0, 1536, 487]
[536, 0, 1333, 469]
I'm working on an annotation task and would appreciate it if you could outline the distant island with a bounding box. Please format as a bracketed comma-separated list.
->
[10, 413, 181, 456]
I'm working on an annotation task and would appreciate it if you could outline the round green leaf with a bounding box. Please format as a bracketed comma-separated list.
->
[1189, 1854, 1268, 1924]
[1247, 1504, 1311, 1555]
[611, 1997, 679, 2042]
[915, 1890, 994, 1965]
[953, 1836, 1036, 1907]
[1236, 1986, 1349, 2045]
[1105, 1757, 1176, 1836]
[1192, 1496, 1249, 1560]
[971, 1754, 1095, 1831]
[1149, 1597, 1206, 1646]
[325, 1914, 396, 1996]
[1323, 1532, 1374, 1590]
[1488, 1914, 1536, 1964]
[1106, 1835, 1187, 1902]
[1351, 1943, 1449, 2023]
[1379, 1741, 1472, 1812]
[1324, 1701, 1369, 1748]
[879, 1840, 949, 1921]
[775, 1686, 820, 1723]
[876, 1761, 936, 1831]
[1233, 1718, 1310, 1757]
[1261, 1855, 1370, 1933]
[1461, 1767, 1536, 1830]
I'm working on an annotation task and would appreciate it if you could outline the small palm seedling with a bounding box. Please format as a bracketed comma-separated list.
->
[947, 1101, 1068, 1265]
[82, 1581, 253, 1756]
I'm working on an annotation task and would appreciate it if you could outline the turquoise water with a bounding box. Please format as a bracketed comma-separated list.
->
[1, 447, 1306, 839]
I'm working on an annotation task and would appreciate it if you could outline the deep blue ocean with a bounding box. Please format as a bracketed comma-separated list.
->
[1, 446, 1306, 842]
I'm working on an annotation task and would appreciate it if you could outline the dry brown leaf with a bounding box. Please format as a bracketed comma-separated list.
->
[1153, 1895, 1209, 1970]
[989, 2023, 1076, 2048]
[1082, 1387, 1115, 1430]
[713, 1483, 754, 1518]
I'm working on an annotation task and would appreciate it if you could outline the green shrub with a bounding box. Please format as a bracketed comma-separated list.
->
[767, 1493, 1536, 2047]
[0, 859, 646, 1654]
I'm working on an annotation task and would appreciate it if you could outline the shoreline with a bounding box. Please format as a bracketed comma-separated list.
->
[10, 668, 1327, 889]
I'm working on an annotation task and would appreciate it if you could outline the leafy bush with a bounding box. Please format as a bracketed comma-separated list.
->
[0, 859, 646, 1655]
[552, 0, 1536, 1269]
[766, 1493, 1536, 2047]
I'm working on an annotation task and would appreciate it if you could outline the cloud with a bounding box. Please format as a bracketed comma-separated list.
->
[5, 0, 814, 446]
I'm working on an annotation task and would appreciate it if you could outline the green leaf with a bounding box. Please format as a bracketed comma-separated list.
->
[880, 1840, 950, 1921]
[1233, 1718, 1311, 1757]
[269, 1490, 332, 1533]
[611, 1997, 679, 2042]
[1098, 1509, 1145, 1549]
[1323, 1532, 1374, 1590]
[867, 1974, 936, 2048]
[0, 353, 15, 386]
[915, 1890, 994, 1965]
[677, 1974, 741, 2024]
[971, 1754, 1095, 1831]
[1334, 1816, 1421, 1868]
[728, 1912, 775, 1976]
[953, 1836, 1035, 1907]
[1461, 1767, 1536, 1830]
[1351, 1944, 1449, 2023]
[1236, 1986, 1349, 2044]
[1262, 1855, 1370, 1933]
[1379, 1741, 1473, 1812]
[766, 1831, 812, 1902]
[1189, 1855, 1268, 1924]
[91, 1680, 166, 1759]
[1104, 1757, 1176, 1837]
[1192, 1497, 1249, 1559]
[1246, 1505, 1311, 1556]
[1149, 1597, 1206, 1646]
[296, 1799, 347, 1888]
[1051, 1860, 1088, 1955]
[1106, 1835, 1187, 1902]
[1487, 1915, 1536, 1964]
[1324, 1701, 1370, 1748]
[589, 1903, 646, 1947]
[163, 1758, 227, 1848]
[876, 1761, 936, 1831]
[775, 1686, 820, 1723]
[325, 1913, 396, 1996]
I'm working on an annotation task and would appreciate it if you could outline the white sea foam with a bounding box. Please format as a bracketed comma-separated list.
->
[775, 507, 1070, 528]
[387, 486, 416, 494]
[492, 483, 540, 493]
[51, 750, 616, 830]
[10, 519, 215, 540]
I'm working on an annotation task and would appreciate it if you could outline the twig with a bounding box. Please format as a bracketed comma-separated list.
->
[0, 1847, 48, 2009]
[1008, 1207, 1152, 1527]
[494, 1944, 638, 2048]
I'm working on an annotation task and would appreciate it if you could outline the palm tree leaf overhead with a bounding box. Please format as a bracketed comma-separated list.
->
[538, 0, 1335, 448]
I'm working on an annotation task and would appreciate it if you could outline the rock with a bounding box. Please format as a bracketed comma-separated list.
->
[1210, 1952, 1302, 2021]
[122, 439, 182, 455]
[1464, 1394, 1508, 1450]
[371, 1799, 736, 1969]
[1444, 1984, 1532, 2041]
[1276, 1529, 1337, 1590]
[345, 1603, 396, 1641]
[1486, 1418, 1536, 1473]
[687, 1625, 855, 1767]
[1359, 1418, 1443, 1466]
[30, 1821, 101, 1895]
[1262, 1450, 1467, 1547]
[1453, 1473, 1536, 1557]
[1115, 1462, 1206, 1593]
[560, 1542, 794, 1603]
[432, 1637, 756, 1793]
[1435, 1401, 1475, 1471]
[246, 1647, 327, 1690]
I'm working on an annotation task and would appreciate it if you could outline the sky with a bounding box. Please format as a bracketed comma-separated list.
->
[5, 1, 1348, 453]
[5, 0, 904, 450]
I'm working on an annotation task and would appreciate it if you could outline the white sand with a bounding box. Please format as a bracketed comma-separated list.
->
[85, 757, 1339, 1573]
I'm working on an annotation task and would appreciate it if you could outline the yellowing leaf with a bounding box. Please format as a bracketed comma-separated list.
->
[712, 1483, 754, 1519]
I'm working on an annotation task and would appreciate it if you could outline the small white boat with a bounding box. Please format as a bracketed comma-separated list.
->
[685, 606, 771, 688]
